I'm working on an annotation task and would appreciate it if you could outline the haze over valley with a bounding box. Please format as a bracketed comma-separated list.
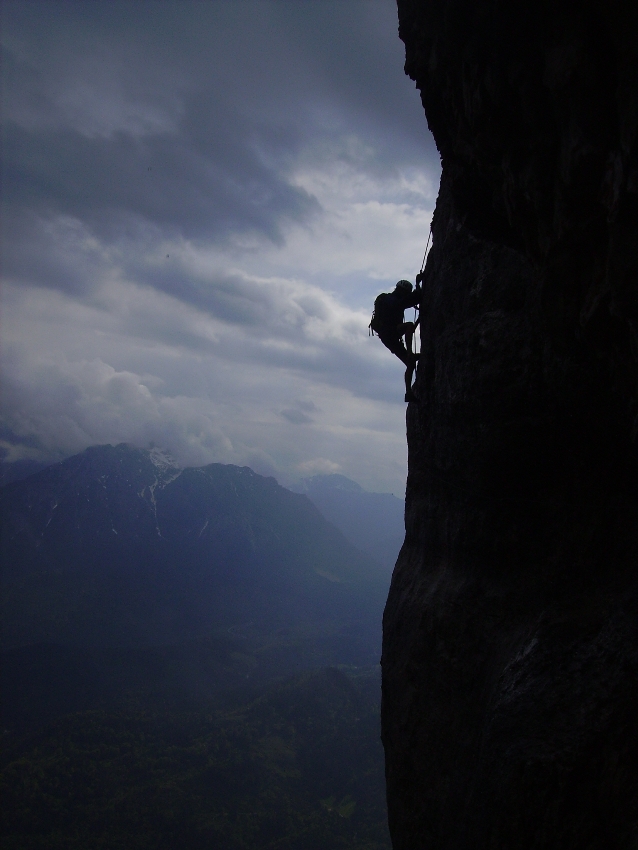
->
[1, 444, 401, 848]
[0, 2, 427, 846]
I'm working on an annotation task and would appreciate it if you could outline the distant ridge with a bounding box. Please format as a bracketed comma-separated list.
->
[293, 473, 405, 571]
[1, 443, 387, 655]
[0, 449, 393, 847]
[0, 457, 50, 486]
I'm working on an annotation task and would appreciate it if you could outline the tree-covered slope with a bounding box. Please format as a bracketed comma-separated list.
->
[0, 667, 390, 850]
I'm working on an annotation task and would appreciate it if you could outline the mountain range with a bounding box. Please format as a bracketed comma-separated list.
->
[295, 474, 404, 572]
[0, 454, 406, 571]
[0, 444, 396, 737]
[0, 444, 395, 847]
[1, 444, 388, 653]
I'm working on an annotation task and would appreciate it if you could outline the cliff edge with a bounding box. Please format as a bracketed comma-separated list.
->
[382, 1, 638, 847]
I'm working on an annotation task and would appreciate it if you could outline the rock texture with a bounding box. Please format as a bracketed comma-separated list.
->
[382, 1, 638, 847]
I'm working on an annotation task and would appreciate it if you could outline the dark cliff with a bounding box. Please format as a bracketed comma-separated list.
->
[382, 1, 638, 848]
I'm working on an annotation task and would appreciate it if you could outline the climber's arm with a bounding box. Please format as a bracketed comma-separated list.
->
[409, 285, 422, 309]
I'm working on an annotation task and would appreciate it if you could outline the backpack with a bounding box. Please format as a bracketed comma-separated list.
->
[369, 293, 391, 336]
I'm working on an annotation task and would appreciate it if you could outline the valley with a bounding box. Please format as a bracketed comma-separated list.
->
[0, 444, 397, 849]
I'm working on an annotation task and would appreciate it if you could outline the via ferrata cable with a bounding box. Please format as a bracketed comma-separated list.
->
[413, 225, 432, 357]
[420, 226, 432, 273]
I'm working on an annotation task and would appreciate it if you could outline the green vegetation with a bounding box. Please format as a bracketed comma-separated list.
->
[1, 668, 390, 850]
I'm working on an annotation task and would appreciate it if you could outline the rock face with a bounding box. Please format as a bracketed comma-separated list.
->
[382, 1, 638, 847]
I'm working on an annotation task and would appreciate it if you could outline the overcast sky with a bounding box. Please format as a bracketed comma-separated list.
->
[1, 0, 440, 494]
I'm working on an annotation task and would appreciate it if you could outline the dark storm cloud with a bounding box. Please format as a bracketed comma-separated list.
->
[281, 408, 312, 425]
[2, 85, 318, 275]
[124, 258, 313, 332]
[3, 2, 435, 282]
[270, 2, 429, 153]
[1, 209, 107, 295]
[1, 0, 437, 490]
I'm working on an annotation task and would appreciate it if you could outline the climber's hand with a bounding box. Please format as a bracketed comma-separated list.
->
[415, 271, 425, 286]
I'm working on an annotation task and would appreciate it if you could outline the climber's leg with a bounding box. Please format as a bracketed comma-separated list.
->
[402, 322, 416, 356]
[378, 332, 418, 402]
[379, 333, 410, 366]
[404, 358, 417, 403]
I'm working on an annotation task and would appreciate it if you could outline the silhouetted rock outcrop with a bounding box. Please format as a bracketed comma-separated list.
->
[382, 1, 638, 847]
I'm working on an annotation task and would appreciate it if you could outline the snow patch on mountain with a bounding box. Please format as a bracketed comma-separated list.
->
[149, 447, 180, 472]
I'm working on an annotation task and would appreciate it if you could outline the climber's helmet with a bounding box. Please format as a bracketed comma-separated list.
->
[395, 280, 413, 292]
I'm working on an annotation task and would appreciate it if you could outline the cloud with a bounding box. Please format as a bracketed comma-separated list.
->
[279, 399, 318, 425]
[2, 114, 319, 250]
[1, 0, 440, 493]
[281, 409, 313, 426]
[3, 0, 436, 256]
[1, 298, 409, 488]
[1, 272, 410, 489]
[297, 458, 342, 476]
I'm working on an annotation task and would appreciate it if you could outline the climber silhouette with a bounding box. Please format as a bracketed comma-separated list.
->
[370, 276, 423, 402]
